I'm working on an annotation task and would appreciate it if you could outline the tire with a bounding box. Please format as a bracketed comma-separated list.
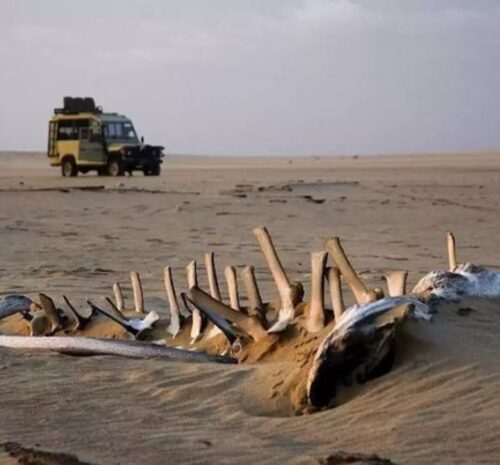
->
[106, 157, 125, 177]
[144, 163, 161, 176]
[151, 163, 161, 176]
[61, 157, 78, 177]
[97, 167, 107, 176]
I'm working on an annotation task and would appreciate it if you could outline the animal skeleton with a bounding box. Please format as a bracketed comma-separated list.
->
[0, 225, 441, 411]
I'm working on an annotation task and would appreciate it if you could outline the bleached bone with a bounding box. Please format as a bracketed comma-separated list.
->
[384, 271, 408, 297]
[130, 271, 144, 314]
[0, 295, 38, 321]
[113, 282, 124, 312]
[163, 266, 181, 337]
[204, 252, 222, 300]
[61, 295, 85, 331]
[304, 252, 328, 333]
[88, 300, 159, 336]
[183, 293, 239, 344]
[38, 293, 62, 333]
[253, 226, 295, 332]
[447, 231, 457, 271]
[241, 265, 263, 311]
[186, 261, 203, 341]
[327, 266, 345, 323]
[224, 265, 240, 311]
[324, 237, 376, 305]
[30, 315, 52, 336]
[188, 286, 268, 342]
[0, 335, 236, 364]
[307, 297, 432, 407]
[186, 260, 198, 288]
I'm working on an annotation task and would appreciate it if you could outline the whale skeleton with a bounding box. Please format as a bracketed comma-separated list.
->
[0, 226, 435, 409]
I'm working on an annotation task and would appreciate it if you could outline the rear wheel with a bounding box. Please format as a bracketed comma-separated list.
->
[106, 157, 125, 177]
[61, 157, 78, 177]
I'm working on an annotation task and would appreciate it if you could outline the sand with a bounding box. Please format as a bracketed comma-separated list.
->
[1, 151, 500, 464]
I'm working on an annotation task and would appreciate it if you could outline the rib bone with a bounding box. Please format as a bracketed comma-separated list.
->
[204, 252, 222, 300]
[447, 231, 457, 271]
[253, 226, 295, 331]
[324, 237, 374, 305]
[224, 265, 240, 311]
[164, 266, 181, 337]
[304, 252, 328, 333]
[384, 271, 408, 297]
[327, 266, 345, 323]
[186, 261, 203, 341]
[113, 282, 124, 312]
[188, 286, 268, 342]
[38, 293, 62, 333]
[241, 265, 263, 312]
[130, 271, 144, 314]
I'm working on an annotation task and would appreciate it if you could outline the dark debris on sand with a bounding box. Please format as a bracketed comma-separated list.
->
[318, 451, 397, 465]
[1, 442, 97, 465]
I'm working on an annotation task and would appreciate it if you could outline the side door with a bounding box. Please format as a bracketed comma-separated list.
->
[78, 119, 105, 165]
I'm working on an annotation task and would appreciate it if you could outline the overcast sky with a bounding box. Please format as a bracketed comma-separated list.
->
[1, 0, 499, 155]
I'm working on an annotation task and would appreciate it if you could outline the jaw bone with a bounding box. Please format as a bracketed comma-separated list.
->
[303, 252, 328, 333]
[224, 266, 240, 311]
[0, 335, 236, 364]
[327, 267, 345, 323]
[253, 226, 298, 332]
[384, 271, 408, 297]
[324, 237, 379, 305]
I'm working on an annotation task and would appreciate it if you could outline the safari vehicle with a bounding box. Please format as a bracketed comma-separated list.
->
[47, 97, 164, 176]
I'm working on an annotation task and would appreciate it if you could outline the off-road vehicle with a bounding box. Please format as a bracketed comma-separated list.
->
[47, 97, 164, 176]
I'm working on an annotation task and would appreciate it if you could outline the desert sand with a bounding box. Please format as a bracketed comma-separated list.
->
[1, 151, 500, 464]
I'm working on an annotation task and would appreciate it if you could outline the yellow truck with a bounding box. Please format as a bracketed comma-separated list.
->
[47, 97, 164, 176]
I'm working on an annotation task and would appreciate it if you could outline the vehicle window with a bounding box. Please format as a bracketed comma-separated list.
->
[56, 119, 90, 141]
[80, 128, 89, 140]
[57, 121, 77, 140]
[104, 121, 138, 142]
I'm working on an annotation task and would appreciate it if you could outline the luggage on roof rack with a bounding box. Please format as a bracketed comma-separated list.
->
[54, 96, 102, 115]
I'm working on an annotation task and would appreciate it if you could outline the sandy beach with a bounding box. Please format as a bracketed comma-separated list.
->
[1, 151, 500, 464]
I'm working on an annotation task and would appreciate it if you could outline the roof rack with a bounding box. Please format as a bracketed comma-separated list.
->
[54, 97, 103, 115]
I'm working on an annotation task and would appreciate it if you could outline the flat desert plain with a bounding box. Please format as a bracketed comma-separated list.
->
[1, 152, 500, 464]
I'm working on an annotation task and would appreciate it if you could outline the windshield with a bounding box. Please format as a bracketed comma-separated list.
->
[104, 121, 138, 144]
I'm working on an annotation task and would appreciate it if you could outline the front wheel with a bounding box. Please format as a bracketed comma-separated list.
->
[61, 157, 78, 177]
[144, 163, 161, 176]
[106, 158, 125, 177]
